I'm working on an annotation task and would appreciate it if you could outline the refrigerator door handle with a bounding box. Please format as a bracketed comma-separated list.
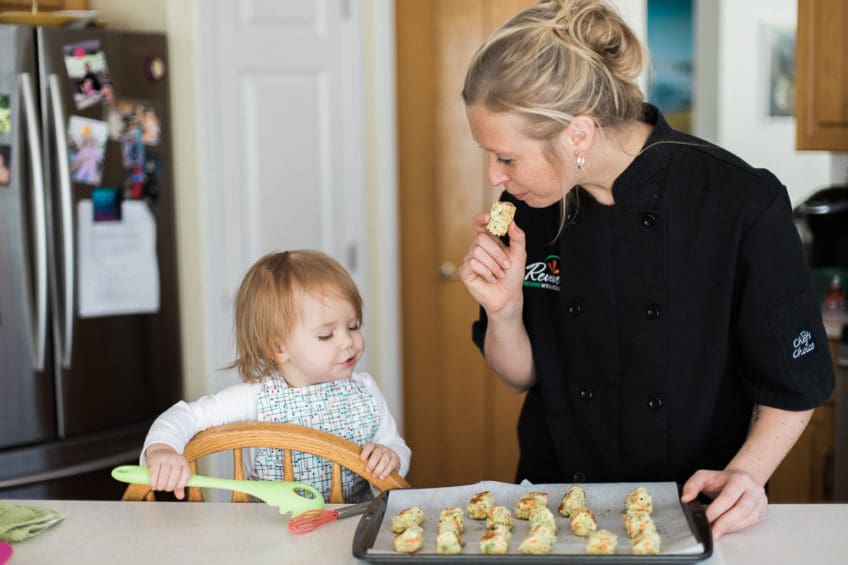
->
[19, 72, 48, 371]
[48, 73, 75, 369]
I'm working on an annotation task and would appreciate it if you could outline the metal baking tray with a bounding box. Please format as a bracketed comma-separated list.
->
[352, 482, 713, 564]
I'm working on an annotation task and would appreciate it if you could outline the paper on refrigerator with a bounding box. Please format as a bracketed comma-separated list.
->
[77, 199, 159, 318]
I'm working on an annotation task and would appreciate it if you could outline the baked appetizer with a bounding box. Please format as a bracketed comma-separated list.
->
[467, 491, 494, 520]
[514, 491, 548, 519]
[393, 524, 423, 553]
[518, 531, 554, 554]
[390, 506, 424, 533]
[586, 529, 618, 555]
[625, 486, 653, 514]
[486, 200, 516, 236]
[528, 506, 556, 532]
[436, 529, 464, 554]
[570, 507, 597, 537]
[479, 525, 510, 554]
[558, 484, 586, 517]
[631, 530, 661, 555]
[486, 505, 514, 529]
[439, 506, 465, 534]
[623, 509, 656, 539]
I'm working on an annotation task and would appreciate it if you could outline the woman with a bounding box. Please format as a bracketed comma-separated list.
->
[458, 0, 833, 539]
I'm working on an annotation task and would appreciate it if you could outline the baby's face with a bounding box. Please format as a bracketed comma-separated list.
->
[276, 290, 364, 387]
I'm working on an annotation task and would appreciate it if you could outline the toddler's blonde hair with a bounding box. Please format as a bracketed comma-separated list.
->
[230, 250, 363, 383]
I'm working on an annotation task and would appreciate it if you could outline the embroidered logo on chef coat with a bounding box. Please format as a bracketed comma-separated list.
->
[524, 254, 561, 292]
[791, 330, 815, 359]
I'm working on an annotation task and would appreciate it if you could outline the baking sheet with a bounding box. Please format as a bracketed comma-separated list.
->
[353, 481, 712, 563]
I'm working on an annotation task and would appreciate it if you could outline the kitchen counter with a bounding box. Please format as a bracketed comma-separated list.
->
[5, 500, 847, 564]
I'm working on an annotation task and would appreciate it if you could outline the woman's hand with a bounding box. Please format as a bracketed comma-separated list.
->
[680, 468, 768, 540]
[360, 443, 400, 479]
[459, 212, 527, 317]
[145, 443, 192, 500]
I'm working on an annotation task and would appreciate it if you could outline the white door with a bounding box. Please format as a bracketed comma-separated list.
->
[197, 0, 368, 392]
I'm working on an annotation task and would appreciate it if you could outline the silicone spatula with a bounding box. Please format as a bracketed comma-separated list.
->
[111, 465, 324, 516]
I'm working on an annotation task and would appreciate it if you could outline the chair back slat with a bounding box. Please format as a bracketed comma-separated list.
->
[121, 422, 409, 504]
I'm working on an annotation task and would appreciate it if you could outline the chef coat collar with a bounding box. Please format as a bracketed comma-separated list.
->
[607, 103, 680, 210]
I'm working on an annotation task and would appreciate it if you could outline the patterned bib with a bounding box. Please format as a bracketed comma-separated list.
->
[253, 375, 380, 502]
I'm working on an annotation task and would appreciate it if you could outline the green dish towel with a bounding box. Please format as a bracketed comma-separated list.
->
[0, 501, 65, 543]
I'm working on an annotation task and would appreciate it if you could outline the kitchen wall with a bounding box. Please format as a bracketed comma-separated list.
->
[89, 0, 847, 411]
[694, 0, 838, 206]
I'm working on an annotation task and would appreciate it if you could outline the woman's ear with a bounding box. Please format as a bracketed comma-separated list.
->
[566, 115, 597, 155]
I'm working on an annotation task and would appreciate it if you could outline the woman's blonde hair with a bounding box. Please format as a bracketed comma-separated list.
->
[229, 250, 363, 383]
[462, 0, 646, 140]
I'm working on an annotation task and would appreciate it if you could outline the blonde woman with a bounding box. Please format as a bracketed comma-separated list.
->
[142, 250, 410, 503]
[459, 0, 832, 539]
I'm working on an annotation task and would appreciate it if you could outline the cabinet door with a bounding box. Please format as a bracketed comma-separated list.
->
[796, 0, 848, 151]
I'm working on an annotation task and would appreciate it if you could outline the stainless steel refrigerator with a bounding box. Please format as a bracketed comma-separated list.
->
[0, 25, 181, 498]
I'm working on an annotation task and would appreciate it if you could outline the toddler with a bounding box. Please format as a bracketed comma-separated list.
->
[142, 250, 410, 502]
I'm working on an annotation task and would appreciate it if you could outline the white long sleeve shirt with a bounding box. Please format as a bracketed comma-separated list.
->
[141, 372, 411, 479]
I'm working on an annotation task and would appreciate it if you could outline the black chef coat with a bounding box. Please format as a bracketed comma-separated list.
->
[472, 105, 835, 486]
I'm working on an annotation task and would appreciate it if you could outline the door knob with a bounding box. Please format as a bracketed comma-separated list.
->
[439, 261, 458, 280]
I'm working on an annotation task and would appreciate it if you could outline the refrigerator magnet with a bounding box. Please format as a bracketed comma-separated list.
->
[123, 165, 146, 201]
[0, 145, 10, 187]
[63, 39, 114, 110]
[106, 98, 161, 146]
[144, 55, 167, 81]
[0, 94, 10, 134]
[120, 127, 146, 169]
[92, 187, 122, 222]
[68, 116, 108, 186]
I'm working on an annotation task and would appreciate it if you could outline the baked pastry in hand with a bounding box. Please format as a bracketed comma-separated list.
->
[486, 200, 516, 236]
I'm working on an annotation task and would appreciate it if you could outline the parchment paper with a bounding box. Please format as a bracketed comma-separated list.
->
[368, 481, 705, 556]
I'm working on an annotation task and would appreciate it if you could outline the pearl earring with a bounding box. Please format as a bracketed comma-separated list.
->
[576, 154, 586, 170]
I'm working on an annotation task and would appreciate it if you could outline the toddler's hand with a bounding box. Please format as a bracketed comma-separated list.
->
[145, 443, 191, 500]
[360, 443, 400, 480]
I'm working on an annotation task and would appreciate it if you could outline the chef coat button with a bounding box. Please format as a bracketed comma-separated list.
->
[567, 302, 583, 317]
[641, 212, 657, 227]
[573, 472, 586, 482]
[646, 304, 661, 320]
[647, 396, 664, 410]
[578, 387, 593, 401]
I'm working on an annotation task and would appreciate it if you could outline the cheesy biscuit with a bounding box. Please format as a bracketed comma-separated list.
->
[586, 529, 617, 555]
[486, 200, 516, 236]
[467, 491, 494, 520]
[514, 491, 548, 519]
[393, 525, 423, 553]
[558, 484, 586, 517]
[390, 506, 424, 533]
[570, 507, 597, 537]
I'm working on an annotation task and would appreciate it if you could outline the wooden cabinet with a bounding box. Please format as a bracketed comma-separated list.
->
[795, 0, 848, 151]
[0, 0, 88, 10]
[769, 339, 839, 502]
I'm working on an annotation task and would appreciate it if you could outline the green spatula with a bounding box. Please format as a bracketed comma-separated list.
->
[111, 465, 324, 516]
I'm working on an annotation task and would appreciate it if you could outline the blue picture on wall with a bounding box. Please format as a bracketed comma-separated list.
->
[647, 0, 694, 132]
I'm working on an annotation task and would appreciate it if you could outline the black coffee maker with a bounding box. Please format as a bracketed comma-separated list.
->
[794, 186, 848, 306]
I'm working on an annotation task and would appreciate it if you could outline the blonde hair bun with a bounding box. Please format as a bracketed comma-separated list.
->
[463, 0, 646, 135]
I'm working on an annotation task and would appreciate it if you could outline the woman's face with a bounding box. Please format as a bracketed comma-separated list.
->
[466, 104, 572, 208]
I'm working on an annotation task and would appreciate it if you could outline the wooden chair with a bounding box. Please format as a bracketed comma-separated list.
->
[121, 422, 410, 503]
